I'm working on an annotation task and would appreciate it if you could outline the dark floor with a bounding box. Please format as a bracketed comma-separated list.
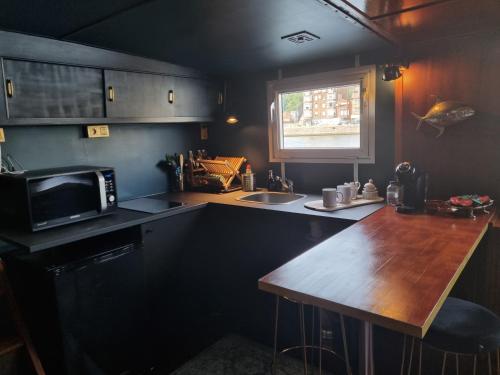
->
[169, 334, 325, 375]
[167, 334, 499, 375]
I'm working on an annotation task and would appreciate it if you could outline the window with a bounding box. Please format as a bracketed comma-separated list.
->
[267, 65, 376, 163]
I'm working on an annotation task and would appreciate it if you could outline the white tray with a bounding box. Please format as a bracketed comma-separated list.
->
[304, 197, 384, 212]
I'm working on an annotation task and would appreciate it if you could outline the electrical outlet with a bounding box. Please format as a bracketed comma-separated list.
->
[200, 124, 208, 140]
[0, 128, 4, 143]
[86, 125, 110, 138]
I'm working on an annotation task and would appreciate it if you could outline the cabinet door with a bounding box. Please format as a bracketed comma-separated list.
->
[104, 70, 174, 118]
[3, 59, 104, 119]
[141, 210, 204, 369]
[173, 77, 220, 118]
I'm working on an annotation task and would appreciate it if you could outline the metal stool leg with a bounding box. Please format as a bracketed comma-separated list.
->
[489, 352, 493, 375]
[473, 355, 477, 375]
[299, 303, 308, 375]
[407, 337, 415, 375]
[441, 352, 447, 375]
[400, 335, 407, 375]
[311, 307, 315, 374]
[340, 314, 353, 375]
[497, 348, 499, 375]
[455, 353, 459, 375]
[418, 340, 422, 375]
[318, 309, 323, 375]
[272, 296, 280, 375]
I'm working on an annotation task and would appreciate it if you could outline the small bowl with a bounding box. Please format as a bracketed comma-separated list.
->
[362, 191, 379, 200]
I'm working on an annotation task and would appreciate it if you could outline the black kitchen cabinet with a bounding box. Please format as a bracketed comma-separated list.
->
[173, 76, 220, 118]
[2, 59, 104, 119]
[104, 70, 174, 118]
[188, 205, 351, 347]
[150, 204, 352, 356]
[141, 209, 205, 371]
[141, 204, 351, 372]
[0, 31, 221, 125]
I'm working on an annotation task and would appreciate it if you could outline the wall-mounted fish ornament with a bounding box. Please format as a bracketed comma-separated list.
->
[411, 99, 475, 138]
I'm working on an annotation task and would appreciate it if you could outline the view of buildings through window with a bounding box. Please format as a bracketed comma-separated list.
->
[279, 83, 361, 149]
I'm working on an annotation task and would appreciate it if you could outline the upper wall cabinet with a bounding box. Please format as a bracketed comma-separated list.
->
[173, 77, 220, 118]
[104, 70, 175, 118]
[2, 59, 104, 119]
[0, 31, 220, 125]
[104, 71, 220, 120]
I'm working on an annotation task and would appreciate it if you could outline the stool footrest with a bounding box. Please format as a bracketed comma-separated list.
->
[277, 344, 345, 362]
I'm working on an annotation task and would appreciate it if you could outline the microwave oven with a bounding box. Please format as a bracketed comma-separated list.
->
[0, 166, 117, 232]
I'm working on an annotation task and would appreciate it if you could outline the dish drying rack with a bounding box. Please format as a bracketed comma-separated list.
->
[189, 156, 246, 193]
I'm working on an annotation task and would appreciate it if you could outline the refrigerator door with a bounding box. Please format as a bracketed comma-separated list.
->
[52, 244, 147, 375]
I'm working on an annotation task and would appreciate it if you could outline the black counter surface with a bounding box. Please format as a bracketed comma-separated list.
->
[164, 189, 385, 221]
[0, 202, 206, 253]
[0, 190, 384, 254]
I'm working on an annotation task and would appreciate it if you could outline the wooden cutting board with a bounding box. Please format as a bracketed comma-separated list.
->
[304, 197, 384, 212]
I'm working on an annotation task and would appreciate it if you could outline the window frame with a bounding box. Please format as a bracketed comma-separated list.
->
[267, 65, 376, 164]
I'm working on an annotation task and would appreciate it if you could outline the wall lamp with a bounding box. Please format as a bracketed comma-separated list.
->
[225, 114, 239, 125]
[382, 62, 409, 81]
[223, 80, 240, 125]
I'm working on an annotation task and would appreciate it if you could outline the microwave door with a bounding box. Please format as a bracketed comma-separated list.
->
[95, 171, 107, 213]
[29, 173, 101, 229]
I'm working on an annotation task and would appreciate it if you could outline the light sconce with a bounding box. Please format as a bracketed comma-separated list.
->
[225, 114, 239, 125]
[223, 80, 240, 126]
[382, 62, 409, 81]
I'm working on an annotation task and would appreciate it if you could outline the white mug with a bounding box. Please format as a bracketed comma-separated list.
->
[336, 185, 352, 204]
[344, 181, 361, 200]
[322, 188, 341, 208]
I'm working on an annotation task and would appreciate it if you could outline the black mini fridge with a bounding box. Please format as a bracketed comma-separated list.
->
[5, 230, 148, 375]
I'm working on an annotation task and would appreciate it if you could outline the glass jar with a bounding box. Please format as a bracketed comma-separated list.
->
[386, 181, 402, 206]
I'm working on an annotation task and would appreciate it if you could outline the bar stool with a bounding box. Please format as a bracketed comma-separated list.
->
[272, 295, 353, 375]
[401, 297, 500, 375]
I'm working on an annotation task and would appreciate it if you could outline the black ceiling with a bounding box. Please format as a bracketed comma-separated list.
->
[0, 0, 147, 37]
[0, 0, 391, 74]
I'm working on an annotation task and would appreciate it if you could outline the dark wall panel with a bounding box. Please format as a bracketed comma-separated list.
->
[208, 56, 395, 195]
[2, 124, 203, 200]
[397, 33, 500, 200]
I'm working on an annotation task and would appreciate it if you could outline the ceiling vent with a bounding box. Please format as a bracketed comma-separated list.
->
[281, 31, 320, 44]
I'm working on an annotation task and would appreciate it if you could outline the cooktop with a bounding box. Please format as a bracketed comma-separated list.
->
[118, 197, 185, 214]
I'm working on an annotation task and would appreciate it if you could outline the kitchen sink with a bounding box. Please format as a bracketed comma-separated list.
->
[236, 191, 306, 205]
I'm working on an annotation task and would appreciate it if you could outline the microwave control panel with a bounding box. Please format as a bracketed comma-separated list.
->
[103, 170, 117, 207]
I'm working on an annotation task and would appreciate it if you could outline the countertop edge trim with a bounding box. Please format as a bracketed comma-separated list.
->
[257, 280, 423, 338]
[420, 217, 492, 337]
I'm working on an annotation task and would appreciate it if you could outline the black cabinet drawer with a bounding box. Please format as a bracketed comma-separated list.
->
[3, 59, 104, 119]
[104, 70, 174, 118]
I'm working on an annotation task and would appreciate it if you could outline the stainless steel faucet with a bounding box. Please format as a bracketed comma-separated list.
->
[282, 178, 294, 194]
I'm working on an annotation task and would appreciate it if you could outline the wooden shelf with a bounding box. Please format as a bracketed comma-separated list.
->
[0, 336, 23, 357]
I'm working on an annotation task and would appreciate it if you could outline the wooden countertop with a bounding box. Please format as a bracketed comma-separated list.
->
[259, 206, 495, 338]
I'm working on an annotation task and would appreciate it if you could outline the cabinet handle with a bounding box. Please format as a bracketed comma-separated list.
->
[168, 90, 175, 104]
[6, 79, 13, 98]
[217, 91, 223, 105]
[107, 86, 115, 102]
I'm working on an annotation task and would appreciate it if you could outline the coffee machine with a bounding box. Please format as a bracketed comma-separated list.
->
[394, 162, 428, 213]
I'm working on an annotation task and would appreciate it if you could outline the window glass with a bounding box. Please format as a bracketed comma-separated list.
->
[279, 83, 361, 149]
[267, 65, 375, 163]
